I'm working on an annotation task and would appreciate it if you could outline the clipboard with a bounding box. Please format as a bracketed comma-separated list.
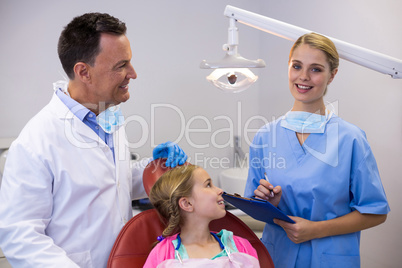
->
[223, 193, 295, 224]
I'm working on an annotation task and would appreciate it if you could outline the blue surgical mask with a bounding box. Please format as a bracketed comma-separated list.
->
[280, 109, 333, 133]
[96, 105, 124, 134]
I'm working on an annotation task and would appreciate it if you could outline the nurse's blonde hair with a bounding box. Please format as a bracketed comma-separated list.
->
[289, 32, 339, 72]
[149, 165, 199, 238]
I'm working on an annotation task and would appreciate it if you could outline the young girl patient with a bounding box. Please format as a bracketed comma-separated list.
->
[143, 165, 260, 267]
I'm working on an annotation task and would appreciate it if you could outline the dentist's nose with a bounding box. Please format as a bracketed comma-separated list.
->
[127, 63, 137, 80]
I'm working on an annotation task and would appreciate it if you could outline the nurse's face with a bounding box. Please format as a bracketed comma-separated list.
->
[288, 44, 337, 111]
[87, 33, 137, 111]
[188, 168, 226, 222]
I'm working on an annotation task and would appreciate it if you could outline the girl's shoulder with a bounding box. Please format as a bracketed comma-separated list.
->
[143, 234, 178, 268]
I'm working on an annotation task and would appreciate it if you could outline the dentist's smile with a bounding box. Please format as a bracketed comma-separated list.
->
[120, 84, 129, 90]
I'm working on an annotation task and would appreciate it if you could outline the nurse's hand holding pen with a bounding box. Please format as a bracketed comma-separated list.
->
[254, 175, 282, 207]
[253, 174, 317, 244]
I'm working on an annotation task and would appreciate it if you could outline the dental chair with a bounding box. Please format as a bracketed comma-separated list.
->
[107, 159, 274, 268]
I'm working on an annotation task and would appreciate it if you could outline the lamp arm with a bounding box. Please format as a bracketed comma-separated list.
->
[225, 18, 239, 56]
[224, 5, 402, 79]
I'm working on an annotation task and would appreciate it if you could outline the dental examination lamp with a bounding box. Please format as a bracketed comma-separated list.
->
[200, 5, 402, 93]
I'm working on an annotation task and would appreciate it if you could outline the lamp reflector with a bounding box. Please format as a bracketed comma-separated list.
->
[206, 68, 258, 93]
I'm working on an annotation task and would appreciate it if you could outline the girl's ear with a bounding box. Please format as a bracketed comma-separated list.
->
[178, 197, 193, 212]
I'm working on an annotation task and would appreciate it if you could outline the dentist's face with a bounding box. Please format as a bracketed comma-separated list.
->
[88, 33, 137, 110]
[288, 44, 336, 110]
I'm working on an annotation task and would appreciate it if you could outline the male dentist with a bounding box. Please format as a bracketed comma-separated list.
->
[0, 13, 187, 267]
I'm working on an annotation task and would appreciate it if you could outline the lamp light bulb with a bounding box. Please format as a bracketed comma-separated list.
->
[228, 73, 237, 84]
[206, 68, 258, 93]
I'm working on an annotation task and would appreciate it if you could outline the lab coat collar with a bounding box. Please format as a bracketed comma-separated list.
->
[48, 93, 109, 148]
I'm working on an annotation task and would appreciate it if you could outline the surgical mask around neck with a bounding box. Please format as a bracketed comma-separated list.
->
[96, 105, 124, 134]
[280, 109, 333, 134]
[53, 80, 70, 97]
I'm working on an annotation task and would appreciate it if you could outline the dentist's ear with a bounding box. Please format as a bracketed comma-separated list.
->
[74, 62, 91, 83]
[178, 197, 194, 213]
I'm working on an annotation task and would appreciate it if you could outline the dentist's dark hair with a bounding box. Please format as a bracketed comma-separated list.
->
[58, 12, 127, 79]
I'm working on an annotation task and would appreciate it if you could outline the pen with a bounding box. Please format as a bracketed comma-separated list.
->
[264, 173, 275, 198]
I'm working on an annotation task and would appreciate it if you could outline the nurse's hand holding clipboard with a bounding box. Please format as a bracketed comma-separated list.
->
[254, 175, 314, 244]
[273, 216, 317, 244]
[254, 174, 282, 208]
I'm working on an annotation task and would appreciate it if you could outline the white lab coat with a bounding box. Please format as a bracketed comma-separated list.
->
[0, 93, 149, 267]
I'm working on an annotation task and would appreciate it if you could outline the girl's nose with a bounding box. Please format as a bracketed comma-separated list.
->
[217, 187, 223, 195]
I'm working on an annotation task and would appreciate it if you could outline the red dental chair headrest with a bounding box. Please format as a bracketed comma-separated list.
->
[142, 158, 190, 196]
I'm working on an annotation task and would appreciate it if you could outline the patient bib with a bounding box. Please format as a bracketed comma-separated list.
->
[156, 252, 260, 267]
[161, 230, 260, 268]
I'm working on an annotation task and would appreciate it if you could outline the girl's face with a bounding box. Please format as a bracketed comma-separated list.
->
[188, 168, 226, 221]
[288, 44, 337, 112]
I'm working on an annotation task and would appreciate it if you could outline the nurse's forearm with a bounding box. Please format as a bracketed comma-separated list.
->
[315, 210, 387, 239]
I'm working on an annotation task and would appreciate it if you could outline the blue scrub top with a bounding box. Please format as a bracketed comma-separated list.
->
[245, 115, 390, 268]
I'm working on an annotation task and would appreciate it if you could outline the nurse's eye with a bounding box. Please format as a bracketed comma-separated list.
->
[311, 67, 322, 72]
[292, 64, 301, 70]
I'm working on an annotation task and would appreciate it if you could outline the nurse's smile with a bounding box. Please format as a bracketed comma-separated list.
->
[295, 83, 313, 93]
